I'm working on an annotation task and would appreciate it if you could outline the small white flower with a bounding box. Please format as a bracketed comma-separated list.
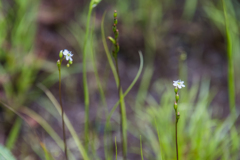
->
[62, 49, 73, 62]
[173, 80, 185, 89]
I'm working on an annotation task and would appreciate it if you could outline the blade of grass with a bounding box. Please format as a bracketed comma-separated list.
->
[91, 14, 108, 115]
[222, 0, 236, 116]
[101, 11, 118, 86]
[140, 135, 144, 160]
[115, 137, 118, 160]
[82, 1, 93, 151]
[40, 142, 52, 160]
[182, 0, 198, 20]
[91, 13, 112, 160]
[5, 117, 22, 150]
[154, 117, 163, 160]
[119, 88, 127, 158]
[82, 0, 101, 151]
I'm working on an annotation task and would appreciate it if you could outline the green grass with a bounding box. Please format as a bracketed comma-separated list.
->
[136, 79, 239, 160]
[0, 0, 240, 159]
[222, 0, 236, 116]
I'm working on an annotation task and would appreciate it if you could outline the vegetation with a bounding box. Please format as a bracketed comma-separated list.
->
[0, 0, 239, 159]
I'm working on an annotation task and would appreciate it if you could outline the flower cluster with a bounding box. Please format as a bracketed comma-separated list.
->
[173, 80, 185, 122]
[58, 49, 73, 68]
[108, 10, 119, 59]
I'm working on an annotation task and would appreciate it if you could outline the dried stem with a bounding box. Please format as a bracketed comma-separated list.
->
[58, 67, 68, 160]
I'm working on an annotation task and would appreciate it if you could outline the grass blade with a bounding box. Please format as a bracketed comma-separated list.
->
[6, 117, 22, 150]
[140, 135, 144, 160]
[222, 0, 236, 115]
[101, 11, 118, 86]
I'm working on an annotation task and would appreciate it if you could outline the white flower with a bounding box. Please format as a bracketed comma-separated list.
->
[62, 49, 73, 62]
[173, 80, 185, 89]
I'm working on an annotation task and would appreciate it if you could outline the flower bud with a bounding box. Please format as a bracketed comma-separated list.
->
[180, 52, 187, 61]
[176, 93, 179, 102]
[174, 102, 177, 110]
[177, 112, 180, 120]
[115, 29, 119, 39]
[112, 24, 116, 32]
[57, 60, 61, 70]
[69, 60, 73, 64]
[174, 87, 178, 94]
[116, 43, 120, 52]
[112, 51, 117, 58]
[108, 36, 116, 45]
[59, 50, 63, 59]
[67, 63, 70, 67]
[114, 10, 117, 18]
[114, 18, 118, 25]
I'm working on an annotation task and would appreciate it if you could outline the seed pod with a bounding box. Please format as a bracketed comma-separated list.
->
[174, 102, 177, 110]
[114, 10, 117, 18]
[108, 36, 116, 45]
[57, 60, 61, 70]
[174, 87, 178, 94]
[114, 18, 118, 25]
[176, 93, 179, 102]
[59, 50, 63, 59]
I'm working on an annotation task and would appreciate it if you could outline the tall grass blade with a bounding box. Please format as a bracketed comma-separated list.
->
[101, 11, 118, 86]
[40, 142, 52, 160]
[140, 135, 144, 160]
[222, 0, 236, 115]
[0, 145, 16, 160]
[115, 137, 118, 160]
[82, 1, 93, 151]
[6, 117, 22, 150]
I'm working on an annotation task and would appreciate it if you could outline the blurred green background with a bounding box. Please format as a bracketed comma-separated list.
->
[0, 0, 240, 159]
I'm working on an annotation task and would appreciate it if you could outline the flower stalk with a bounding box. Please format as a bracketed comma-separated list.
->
[57, 49, 73, 160]
[173, 80, 185, 160]
[108, 10, 127, 160]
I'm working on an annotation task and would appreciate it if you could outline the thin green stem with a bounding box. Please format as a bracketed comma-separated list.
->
[174, 87, 179, 160]
[82, 1, 93, 151]
[115, 137, 118, 160]
[175, 114, 178, 160]
[154, 117, 162, 158]
[58, 66, 68, 160]
[222, 0, 236, 116]
[140, 135, 144, 160]
[114, 57, 126, 160]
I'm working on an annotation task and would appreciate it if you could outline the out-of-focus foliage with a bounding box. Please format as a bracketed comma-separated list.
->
[0, 145, 16, 160]
[0, 0, 240, 159]
[0, 0, 40, 112]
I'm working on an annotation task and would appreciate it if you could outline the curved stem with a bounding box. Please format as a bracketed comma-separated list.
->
[59, 67, 68, 160]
